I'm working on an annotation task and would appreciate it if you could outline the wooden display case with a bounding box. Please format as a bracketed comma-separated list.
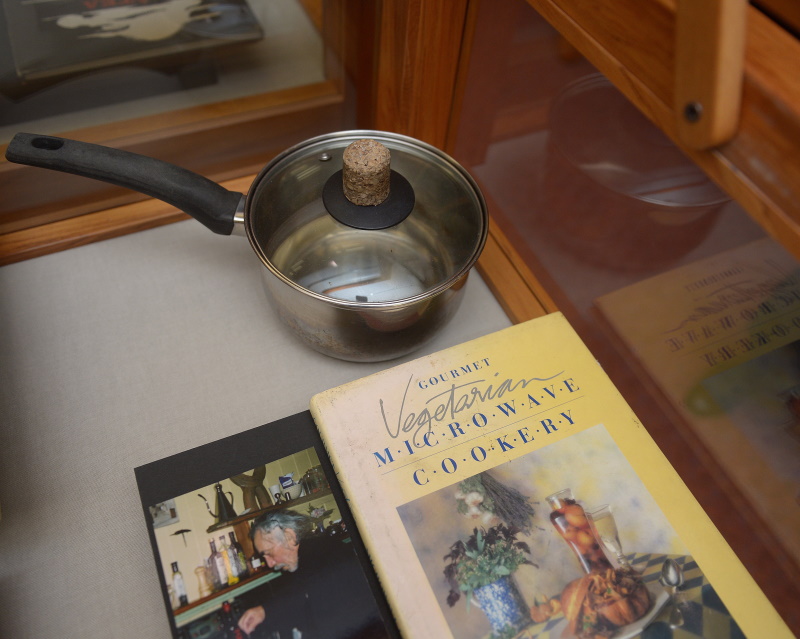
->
[1, 0, 799, 633]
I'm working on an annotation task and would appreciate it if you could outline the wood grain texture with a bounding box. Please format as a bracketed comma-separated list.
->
[674, 0, 747, 149]
[0, 175, 255, 266]
[524, 0, 800, 262]
[0, 200, 187, 266]
[476, 218, 558, 324]
[0, 176, 254, 266]
[753, 0, 800, 34]
[373, 0, 470, 148]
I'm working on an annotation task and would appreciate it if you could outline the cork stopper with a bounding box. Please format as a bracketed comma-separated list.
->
[342, 139, 391, 206]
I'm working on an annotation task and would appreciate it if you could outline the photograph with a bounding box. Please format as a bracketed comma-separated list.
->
[136, 413, 396, 639]
[398, 424, 742, 639]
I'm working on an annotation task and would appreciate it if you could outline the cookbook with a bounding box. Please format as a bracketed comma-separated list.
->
[137, 312, 792, 638]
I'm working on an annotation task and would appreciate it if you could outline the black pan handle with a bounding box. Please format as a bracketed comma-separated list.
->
[5, 132, 243, 235]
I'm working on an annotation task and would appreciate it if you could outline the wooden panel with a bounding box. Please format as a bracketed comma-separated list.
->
[373, 0, 471, 149]
[447, 0, 523, 166]
[753, 0, 800, 34]
[476, 218, 558, 323]
[674, 0, 747, 149]
[0, 175, 252, 266]
[523, 0, 800, 261]
[0, 198, 185, 266]
[325, 0, 380, 127]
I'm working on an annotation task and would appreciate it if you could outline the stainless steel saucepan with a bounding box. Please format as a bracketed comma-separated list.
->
[6, 130, 488, 362]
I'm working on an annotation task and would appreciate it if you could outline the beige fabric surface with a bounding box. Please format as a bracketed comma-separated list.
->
[0, 219, 511, 638]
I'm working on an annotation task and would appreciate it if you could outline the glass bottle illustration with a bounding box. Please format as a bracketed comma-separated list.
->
[546, 488, 613, 574]
[219, 535, 239, 586]
[171, 561, 188, 608]
[208, 538, 227, 591]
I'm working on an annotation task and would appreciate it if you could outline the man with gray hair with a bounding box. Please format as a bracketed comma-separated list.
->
[248, 510, 313, 574]
[236, 509, 389, 637]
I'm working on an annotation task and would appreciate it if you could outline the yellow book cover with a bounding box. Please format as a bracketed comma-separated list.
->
[310, 312, 790, 639]
[594, 238, 800, 572]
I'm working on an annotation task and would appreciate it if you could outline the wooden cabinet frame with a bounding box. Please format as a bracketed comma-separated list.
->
[1, 0, 798, 630]
[523, 0, 800, 260]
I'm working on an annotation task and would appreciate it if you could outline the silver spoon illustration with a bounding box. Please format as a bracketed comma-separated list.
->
[659, 558, 685, 628]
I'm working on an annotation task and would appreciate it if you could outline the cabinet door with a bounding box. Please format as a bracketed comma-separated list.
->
[520, 0, 800, 259]
[445, 0, 800, 632]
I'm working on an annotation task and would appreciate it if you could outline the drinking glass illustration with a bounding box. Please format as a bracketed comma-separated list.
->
[587, 504, 632, 570]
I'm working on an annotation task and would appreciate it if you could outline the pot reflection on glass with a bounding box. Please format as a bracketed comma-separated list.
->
[542, 74, 730, 272]
[5, 130, 488, 362]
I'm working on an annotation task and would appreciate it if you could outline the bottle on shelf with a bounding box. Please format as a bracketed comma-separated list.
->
[171, 561, 189, 608]
[208, 538, 227, 591]
[229, 531, 249, 579]
[247, 520, 265, 573]
[250, 550, 264, 573]
[219, 535, 240, 586]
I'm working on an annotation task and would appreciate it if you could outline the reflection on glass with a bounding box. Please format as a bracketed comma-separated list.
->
[0, 0, 326, 140]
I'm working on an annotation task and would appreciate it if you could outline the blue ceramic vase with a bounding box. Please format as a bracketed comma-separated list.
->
[473, 575, 531, 635]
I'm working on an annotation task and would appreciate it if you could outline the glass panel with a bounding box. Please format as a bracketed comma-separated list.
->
[0, 0, 325, 138]
[0, 0, 362, 238]
[451, 0, 799, 624]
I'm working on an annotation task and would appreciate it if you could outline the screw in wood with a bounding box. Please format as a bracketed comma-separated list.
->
[683, 101, 703, 123]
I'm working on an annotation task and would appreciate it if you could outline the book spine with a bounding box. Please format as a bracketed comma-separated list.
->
[309, 400, 424, 639]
